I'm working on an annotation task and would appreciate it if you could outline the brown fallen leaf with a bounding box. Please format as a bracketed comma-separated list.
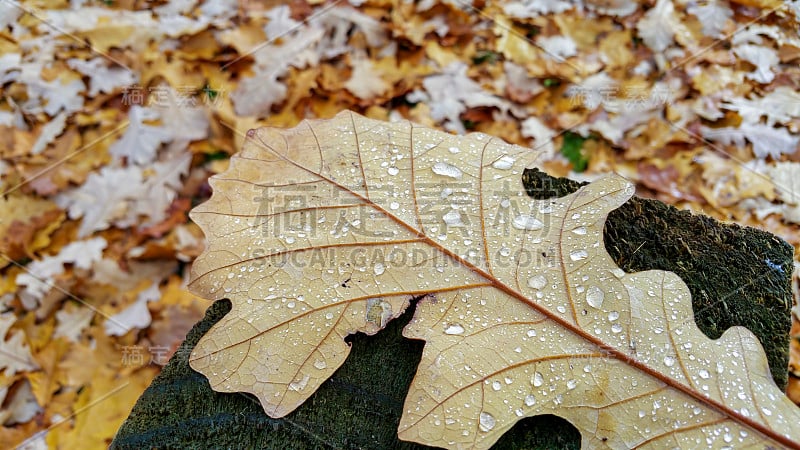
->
[183, 111, 800, 447]
[187, 111, 800, 448]
[0, 195, 65, 268]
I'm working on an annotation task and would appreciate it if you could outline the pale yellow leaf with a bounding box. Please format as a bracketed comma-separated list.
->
[189, 111, 800, 448]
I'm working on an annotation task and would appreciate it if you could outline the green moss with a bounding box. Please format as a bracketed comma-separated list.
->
[202, 85, 220, 100]
[203, 151, 229, 162]
[559, 132, 589, 172]
[472, 50, 502, 65]
[112, 170, 792, 449]
[543, 78, 561, 87]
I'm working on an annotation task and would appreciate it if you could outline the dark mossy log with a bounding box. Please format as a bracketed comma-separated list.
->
[111, 169, 793, 450]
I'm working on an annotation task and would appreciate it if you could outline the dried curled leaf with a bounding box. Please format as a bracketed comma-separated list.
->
[188, 111, 800, 448]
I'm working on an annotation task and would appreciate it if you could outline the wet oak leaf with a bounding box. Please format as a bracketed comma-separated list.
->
[188, 111, 800, 449]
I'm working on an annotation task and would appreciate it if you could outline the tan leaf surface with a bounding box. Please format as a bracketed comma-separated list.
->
[188, 111, 800, 448]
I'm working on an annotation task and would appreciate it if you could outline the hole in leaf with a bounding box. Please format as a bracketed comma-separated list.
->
[493, 414, 580, 450]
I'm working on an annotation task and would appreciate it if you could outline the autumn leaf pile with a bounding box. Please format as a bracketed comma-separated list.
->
[1, 0, 799, 448]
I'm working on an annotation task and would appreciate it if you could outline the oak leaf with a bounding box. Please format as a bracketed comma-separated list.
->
[188, 111, 800, 448]
[0, 312, 39, 377]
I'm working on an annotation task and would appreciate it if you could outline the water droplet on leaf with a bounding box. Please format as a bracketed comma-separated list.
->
[585, 285, 604, 308]
[445, 324, 465, 335]
[443, 210, 464, 227]
[527, 275, 547, 290]
[569, 250, 588, 261]
[479, 412, 496, 432]
[512, 215, 543, 230]
[432, 162, 463, 178]
[492, 155, 516, 170]
[289, 374, 310, 391]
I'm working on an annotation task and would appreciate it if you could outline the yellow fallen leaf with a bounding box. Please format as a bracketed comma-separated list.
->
[494, 16, 539, 67]
[159, 274, 206, 309]
[140, 56, 205, 90]
[174, 30, 222, 61]
[425, 41, 463, 68]
[284, 66, 320, 111]
[599, 29, 634, 72]
[554, 13, 615, 49]
[76, 26, 136, 54]
[188, 112, 800, 448]
[216, 23, 267, 55]
[16, 311, 54, 354]
[46, 366, 157, 450]
[29, 338, 69, 406]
